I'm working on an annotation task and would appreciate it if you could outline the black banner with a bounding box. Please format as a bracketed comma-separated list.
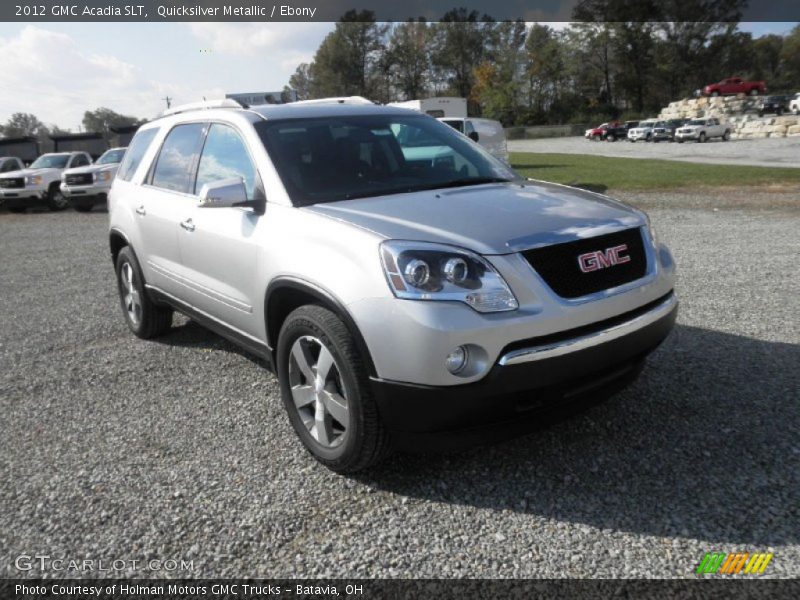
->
[2, 0, 800, 22]
[2, 579, 800, 600]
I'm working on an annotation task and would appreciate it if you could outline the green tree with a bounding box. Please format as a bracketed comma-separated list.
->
[82, 107, 140, 143]
[431, 9, 494, 100]
[385, 19, 432, 100]
[2, 112, 48, 138]
[288, 63, 314, 100]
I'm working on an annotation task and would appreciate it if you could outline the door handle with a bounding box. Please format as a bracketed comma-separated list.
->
[180, 218, 195, 232]
[135, 205, 146, 216]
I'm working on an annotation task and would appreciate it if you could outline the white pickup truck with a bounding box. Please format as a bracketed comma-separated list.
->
[675, 118, 731, 143]
[790, 93, 800, 115]
[0, 151, 93, 212]
[61, 147, 126, 212]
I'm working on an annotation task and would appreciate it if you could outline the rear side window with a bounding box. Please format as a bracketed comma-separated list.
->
[151, 123, 206, 194]
[118, 128, 158, 182]
[195, 124, 257, 199]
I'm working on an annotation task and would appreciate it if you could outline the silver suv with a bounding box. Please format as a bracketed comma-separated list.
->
[109, 99, 677, 472]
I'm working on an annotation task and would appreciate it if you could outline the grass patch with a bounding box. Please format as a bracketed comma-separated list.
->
[510, 152, 800, 191]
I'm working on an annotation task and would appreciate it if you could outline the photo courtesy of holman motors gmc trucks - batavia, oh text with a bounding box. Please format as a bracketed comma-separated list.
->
[108, 97, 677, 473]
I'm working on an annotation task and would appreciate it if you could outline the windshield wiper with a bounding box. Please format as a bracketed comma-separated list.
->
[436, 177, 513, 189]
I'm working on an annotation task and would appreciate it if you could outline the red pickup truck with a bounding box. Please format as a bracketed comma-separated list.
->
[702, 77, 767, 97]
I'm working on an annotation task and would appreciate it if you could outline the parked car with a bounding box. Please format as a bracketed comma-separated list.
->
[61, 147, 126, 212]
[439, 117, 508, 163]
[675, 118, 731, 143]
[584, 122, 628, 142]
[108, 99, 677, 472]
[701, 77, 766, 97]
[758, 95, 791, 117]
[0, 156, 24, 174]
[627, 120, 658, 142]
[790, 93, 800, 115]
[0, 151, 92, 213]
[652, 119, 687, 142]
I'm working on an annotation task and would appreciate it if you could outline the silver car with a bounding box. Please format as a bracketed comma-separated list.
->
[108, 99, 677, 472]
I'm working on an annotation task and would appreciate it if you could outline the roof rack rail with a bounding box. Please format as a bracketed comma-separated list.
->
[291, 96, 374, 106]
[159, 98, 247, 117]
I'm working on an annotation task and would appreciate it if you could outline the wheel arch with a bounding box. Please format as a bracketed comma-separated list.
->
[265, 277, 377, 377]
[109, 228, 130, 267]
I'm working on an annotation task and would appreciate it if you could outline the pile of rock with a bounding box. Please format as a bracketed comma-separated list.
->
[657, 95, 800, 138]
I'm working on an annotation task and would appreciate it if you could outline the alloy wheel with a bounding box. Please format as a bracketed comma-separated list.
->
[120, 261, 142, 327]
[288, 336, 349, 448]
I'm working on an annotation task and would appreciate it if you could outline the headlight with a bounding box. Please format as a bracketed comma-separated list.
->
[26, 175, 42, 186]
[644, 214, 658, 245]
[380, 241, 518, 313]
[95, 171, 111, 182]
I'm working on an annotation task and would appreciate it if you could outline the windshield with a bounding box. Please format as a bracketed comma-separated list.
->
[97, 149, 126, 164]
[256, 114, 518, 206]
[30, 154, 69, 169]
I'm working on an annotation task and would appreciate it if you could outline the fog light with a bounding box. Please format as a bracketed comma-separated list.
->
[445, 346, 469, 374]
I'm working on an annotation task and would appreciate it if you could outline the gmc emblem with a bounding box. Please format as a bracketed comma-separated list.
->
[577, 244, 631, 273]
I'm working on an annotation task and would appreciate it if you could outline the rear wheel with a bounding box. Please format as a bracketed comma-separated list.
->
[722, 130, 731, 141]
[698, 132, 707, 143]
[277, 305, 390, 473]
[605, 133, 616, 142]
[115, 246, 173, 339]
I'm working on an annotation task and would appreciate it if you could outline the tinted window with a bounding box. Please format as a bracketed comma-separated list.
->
[151, 124, 206, 193]
[256, 115, 517, 206]
[195, 124, 257, 199]
[118, 128, 158, 182]
[70, 154, 89, 167]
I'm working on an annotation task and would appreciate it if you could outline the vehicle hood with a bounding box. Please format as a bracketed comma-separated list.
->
[630, 125, 654, 133]
[63, 164, 117, 176]
[0, 167, 63, 179]
[304, 181, 644, 255]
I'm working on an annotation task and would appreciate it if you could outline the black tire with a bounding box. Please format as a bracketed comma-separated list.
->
[723, 130, 731, 141]
[8, 207, 26, 213]
[277, 305, 390, 473]
[711, 91, 719, 97]
[698, 132, 707, 143]
[46, 183, 69, 211]
[71, 200, 93, 212]
[749, 89, 759, 96]
[605, 133, 616, 142]
[677, 139, 684, 144]
[115, 246, 172, 339]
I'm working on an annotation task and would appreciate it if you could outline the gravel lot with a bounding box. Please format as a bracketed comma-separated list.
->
[1, 192, 798, 579]
[509, 135, 800, 169]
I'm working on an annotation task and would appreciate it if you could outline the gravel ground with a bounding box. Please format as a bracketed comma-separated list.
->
[0, 192, 798, 579]
[509, 135, 800, 168]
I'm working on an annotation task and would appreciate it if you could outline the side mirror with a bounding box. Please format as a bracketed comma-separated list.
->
[468, 131, 480, 142]
[198, 178, 263, 213]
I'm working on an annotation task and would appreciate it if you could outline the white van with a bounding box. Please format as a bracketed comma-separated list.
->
[388, 97, 467, 118]
[439, 117, 509, 163]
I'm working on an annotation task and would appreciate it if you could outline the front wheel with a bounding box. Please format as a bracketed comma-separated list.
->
[723, 130, 731, 141]
[698, 132, 707, 143]
[749, 89, 759, 96]
[710, 91, 720, 97]
[46, 184, 68, 211]
[115, 246, 173, 339]
[277, 305, 390, 473]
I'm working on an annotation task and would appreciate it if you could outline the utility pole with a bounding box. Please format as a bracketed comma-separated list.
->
[163, 96, 172, 109]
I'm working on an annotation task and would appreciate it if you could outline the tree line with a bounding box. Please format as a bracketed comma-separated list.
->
[286, 2, 800, 125]
[0, 108, 141, 147]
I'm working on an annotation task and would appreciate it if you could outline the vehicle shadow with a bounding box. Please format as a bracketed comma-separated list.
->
[154, 317, 267, 368]
[359, 324, 800, 545]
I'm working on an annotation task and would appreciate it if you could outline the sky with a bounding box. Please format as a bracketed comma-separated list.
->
[0, 21, 796, 131]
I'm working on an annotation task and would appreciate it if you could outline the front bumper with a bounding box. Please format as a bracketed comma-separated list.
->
[371, 292, 677, 447]
[627, 131, 650, 140]
[0, 187, 48, 208]
[61, 182, 109, 202]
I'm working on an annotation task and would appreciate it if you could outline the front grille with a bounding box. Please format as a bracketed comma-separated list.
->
[65, 173, 93, 186]
[522, 227, 647, 299]
[0, 177, 24, 189]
